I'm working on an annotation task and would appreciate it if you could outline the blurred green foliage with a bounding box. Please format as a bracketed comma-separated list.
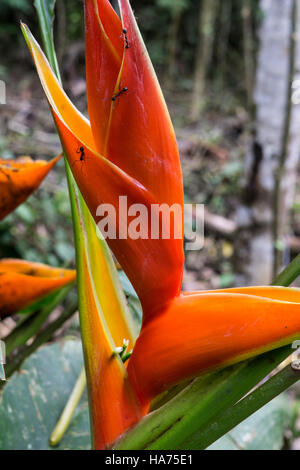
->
[0, 0, 261, 98]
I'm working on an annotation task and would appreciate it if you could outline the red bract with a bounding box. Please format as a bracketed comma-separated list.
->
[22, 0, 184, 321]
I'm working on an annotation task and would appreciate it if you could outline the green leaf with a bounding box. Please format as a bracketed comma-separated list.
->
[195, 362, 300, 449]
[0, 340, 91, 450]
[208, 396, 293, 450]
[33, 0, 61, 81]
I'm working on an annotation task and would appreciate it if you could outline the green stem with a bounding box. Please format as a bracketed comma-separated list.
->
[272, 252, 300, 287]
[34, 0, 61, 82]
[49, 366, 86, 447]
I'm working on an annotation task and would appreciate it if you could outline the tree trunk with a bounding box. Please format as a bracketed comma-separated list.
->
[242, 0, 255, 112]
[164, 4, 184, 89]
[235, 0, 300, 286]
[190, 0, 217, 121]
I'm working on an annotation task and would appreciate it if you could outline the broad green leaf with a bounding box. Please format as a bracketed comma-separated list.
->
[0, 340, 91, 450]
[208, 396, 293, 450]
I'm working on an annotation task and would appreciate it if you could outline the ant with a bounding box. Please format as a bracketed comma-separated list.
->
[112, 87, 128, 102]
[122, 28, 130, 49]
[73, 145, 88, 171]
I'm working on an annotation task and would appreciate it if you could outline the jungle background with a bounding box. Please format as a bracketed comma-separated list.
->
[0, 0, 300, 450]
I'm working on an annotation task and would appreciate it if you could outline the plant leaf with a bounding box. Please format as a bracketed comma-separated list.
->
[0, 340, 91, 450]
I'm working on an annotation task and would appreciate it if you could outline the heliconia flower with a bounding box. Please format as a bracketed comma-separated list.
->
[0, 154, 61, 221]
[22, 0, 300, 441]
[21, 0, 184, 321]
[0, 259, 76, 317]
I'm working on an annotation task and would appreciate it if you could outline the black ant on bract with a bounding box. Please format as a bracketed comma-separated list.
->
[73, 145, 88, 172]
[122, 28, 130, 49]
[112, 87, 128, 102]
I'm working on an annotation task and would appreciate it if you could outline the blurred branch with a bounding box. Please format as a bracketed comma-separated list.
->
[191, 0, 218, 120]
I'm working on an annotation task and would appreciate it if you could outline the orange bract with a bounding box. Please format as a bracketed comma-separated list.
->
[0, 155, 61, 221]
[0, 259, 76, 317]
[128, 288, 300, 407]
